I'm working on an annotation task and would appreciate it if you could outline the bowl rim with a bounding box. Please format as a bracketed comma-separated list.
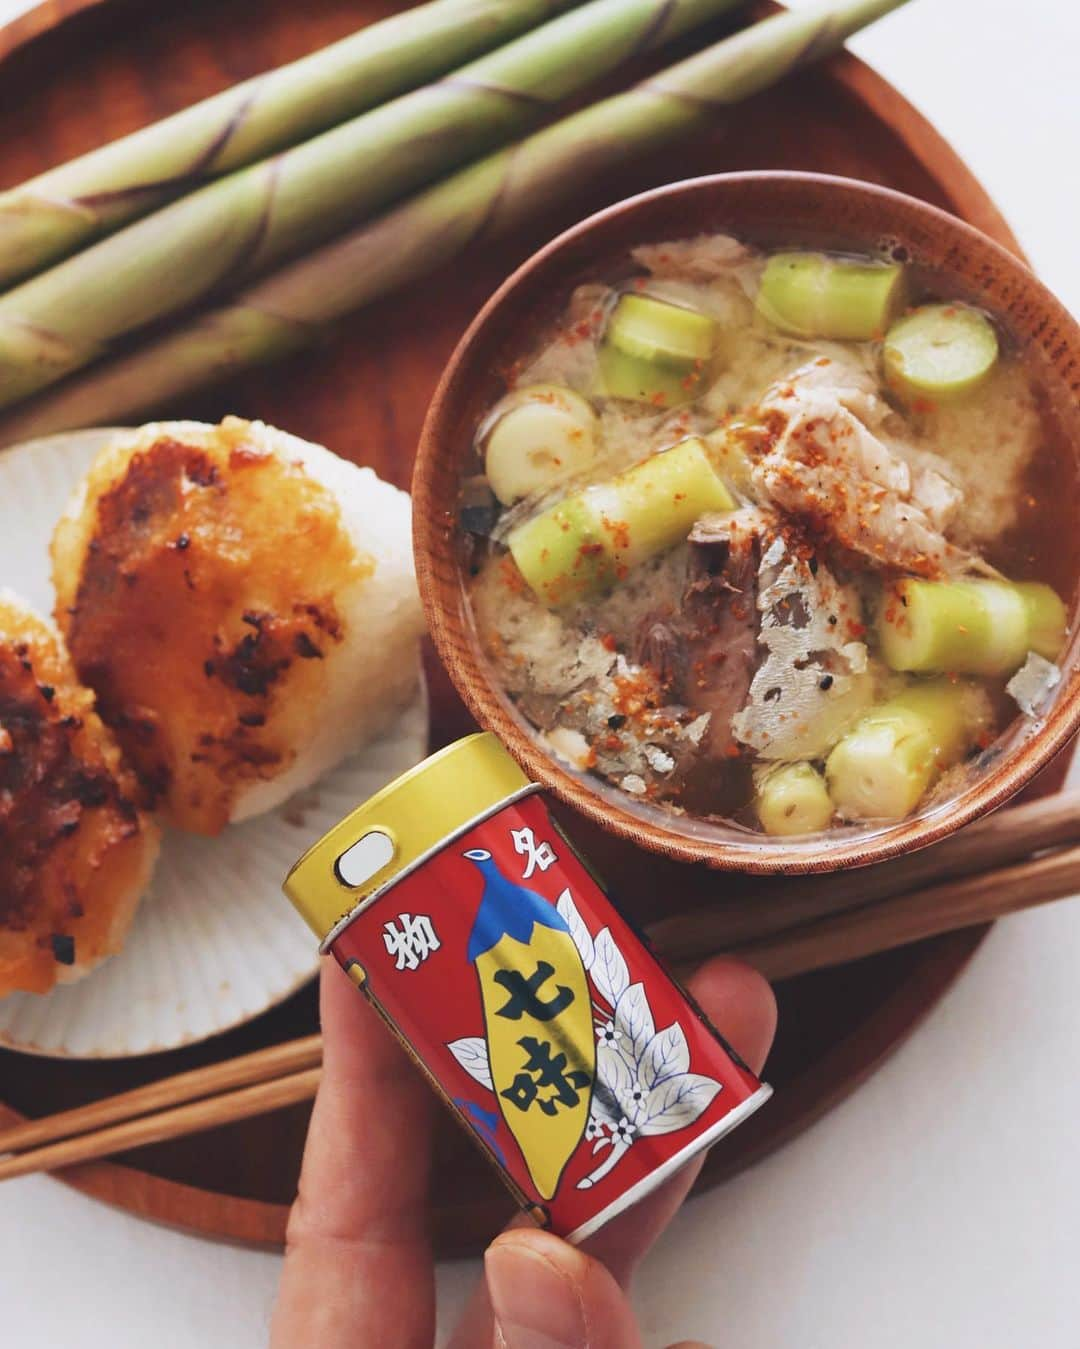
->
[414, 169, 1080, 874]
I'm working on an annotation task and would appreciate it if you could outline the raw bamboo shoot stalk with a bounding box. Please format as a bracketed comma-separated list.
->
[0, 0, 585, 289]
[0, 0, 910, 443]
[0, 0, 747, 410]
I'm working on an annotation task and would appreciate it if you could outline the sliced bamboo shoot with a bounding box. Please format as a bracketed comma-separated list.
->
[879, 578, 1065, 676]
[756, 251, 905, 341]
[1016, 582, 1068, 661]
[883, 303, 998, 404]
[825, 679, 987, 821]
[507, 437, 734, 606]
[599, 292, 717, 405]
[507, 495, 613, 608]
[484, 384, 598, 505]
[754, 762, 834, 835]
[587, 436, 735, 570]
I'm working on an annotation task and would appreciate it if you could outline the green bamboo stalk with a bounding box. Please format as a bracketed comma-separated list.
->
[0, 0, 911, 446]
[0, 0, 746, 410]
[0, 0, 581, 288]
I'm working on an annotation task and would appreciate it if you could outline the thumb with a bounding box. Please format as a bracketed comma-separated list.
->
[485, 1228, 643, 1349]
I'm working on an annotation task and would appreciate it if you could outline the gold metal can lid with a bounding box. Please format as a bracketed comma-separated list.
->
[283, 732, 531, 945]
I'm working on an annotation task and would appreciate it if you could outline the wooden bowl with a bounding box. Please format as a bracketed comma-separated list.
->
[415, 171, 1080, 874]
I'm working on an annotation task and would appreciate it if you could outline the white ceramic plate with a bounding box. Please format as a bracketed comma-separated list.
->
[0, 429, 429, 1057]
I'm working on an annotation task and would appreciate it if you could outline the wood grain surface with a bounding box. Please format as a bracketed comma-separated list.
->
[0, 0, 1069, 1254]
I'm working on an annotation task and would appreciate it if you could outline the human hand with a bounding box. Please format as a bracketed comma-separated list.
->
[271, 954, 776, 1348]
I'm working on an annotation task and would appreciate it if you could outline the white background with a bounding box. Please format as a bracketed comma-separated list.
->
[1, 1, 1078, 1345]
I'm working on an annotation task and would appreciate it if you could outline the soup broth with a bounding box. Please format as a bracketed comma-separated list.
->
[461, 234, 1077, 835]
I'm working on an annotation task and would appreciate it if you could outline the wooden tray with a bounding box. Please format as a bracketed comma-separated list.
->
[0, 0, 1065, 1255]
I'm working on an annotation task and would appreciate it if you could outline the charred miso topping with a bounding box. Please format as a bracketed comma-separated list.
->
[58, 434, 368, 834]
[0, 603, 156, 996]
[0, 648, 131, 931]
[465, 234, 1075, 832]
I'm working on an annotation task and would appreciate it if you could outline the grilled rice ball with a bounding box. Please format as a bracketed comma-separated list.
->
[0, 591, 159, 997]
[51, 418, 423, 835]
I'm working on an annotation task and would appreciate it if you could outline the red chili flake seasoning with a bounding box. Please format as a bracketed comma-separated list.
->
[612, 670, 659, 719]
[601, 517, 631, 553]
[282, 735, 770, 1242]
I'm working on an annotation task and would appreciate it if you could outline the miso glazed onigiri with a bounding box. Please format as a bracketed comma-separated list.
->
[51, 418, 423, 835]
[462, 235, 1076, 836]
[0, 591, 160, 996]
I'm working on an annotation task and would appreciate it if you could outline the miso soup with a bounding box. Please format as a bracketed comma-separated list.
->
[460, 234, 1077, 835]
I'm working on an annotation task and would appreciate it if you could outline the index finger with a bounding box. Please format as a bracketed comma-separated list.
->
[270, 958, 436, 1349]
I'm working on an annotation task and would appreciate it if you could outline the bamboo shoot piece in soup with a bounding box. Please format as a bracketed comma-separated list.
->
[461, 232, 1076, 835]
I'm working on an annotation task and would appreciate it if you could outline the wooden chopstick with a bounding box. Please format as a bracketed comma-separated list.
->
[0, 1066, 321, 1183]
[736, 843, 1080, 984]
[3, 826, 1080, 1182]
[649, 786, 1080, 958]
[0, 1032, 322, 1156]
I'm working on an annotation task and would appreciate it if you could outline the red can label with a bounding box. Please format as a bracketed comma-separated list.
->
[330, 792, 767, 1241]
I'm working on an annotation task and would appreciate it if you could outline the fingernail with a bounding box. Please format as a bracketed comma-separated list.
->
[485, 1237, 588, 1349]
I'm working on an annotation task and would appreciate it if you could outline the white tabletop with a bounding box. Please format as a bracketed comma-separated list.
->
[2, 1, 1078, 1345]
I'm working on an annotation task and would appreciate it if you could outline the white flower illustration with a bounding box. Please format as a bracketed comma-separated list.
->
[596, 1020, 621, 1046]
[556, 890, 726, 1193]
[610, 1117, 637, 1147]
[585, 1117, 606, 1143]
[621, 1081, 648, 1122]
